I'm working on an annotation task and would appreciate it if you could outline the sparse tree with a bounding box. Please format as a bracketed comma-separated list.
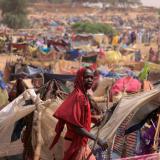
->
[0, 0, 29, 29]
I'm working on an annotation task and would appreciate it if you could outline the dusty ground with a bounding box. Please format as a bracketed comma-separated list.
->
[0, 3, 158, 71]
[28, 2, 96, 17]
[28, 2, 157, 20]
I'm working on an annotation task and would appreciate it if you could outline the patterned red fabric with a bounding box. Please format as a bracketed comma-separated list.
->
[117, 153, 160, 160]
[50, 67, 92, 160]
[111, 77, 141, 96]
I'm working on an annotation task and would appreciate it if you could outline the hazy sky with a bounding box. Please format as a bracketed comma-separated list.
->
[142, 0, 160, 8]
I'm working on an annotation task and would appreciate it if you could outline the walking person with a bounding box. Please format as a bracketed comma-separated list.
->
[50, 67, 108, 160]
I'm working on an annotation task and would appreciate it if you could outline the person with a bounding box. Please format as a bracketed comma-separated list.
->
[137, 110, 160, 155]
[137, 30, 143, 44]
[130, 31, 136, 44]
[139, 123, 155, 155]
[149, 47, 156, 62]
[135, 49, 141, 62]
[50, 67, 108, 160]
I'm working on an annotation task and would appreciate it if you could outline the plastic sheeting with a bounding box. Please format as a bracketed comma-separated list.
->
[111, 77, 141, 96]
[32, 98, 66, 160]
[91, 85, 160, 143]
[54, 60, 80, 74]
[0, 89, 66, 160]
[0, 89, 36, 157]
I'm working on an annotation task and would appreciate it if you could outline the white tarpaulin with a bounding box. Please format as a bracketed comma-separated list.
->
[92, 85, 160, 143]
[0, 89, 37, 157]
[0, 88, 65, 160]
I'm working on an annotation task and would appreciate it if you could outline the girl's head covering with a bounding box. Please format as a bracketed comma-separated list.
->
[74, 67, 93, 93]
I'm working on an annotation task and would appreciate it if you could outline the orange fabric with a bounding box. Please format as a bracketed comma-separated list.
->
[143, 80, 154, 91]
[64, 140, 96, 160]
[112, 35, 119, 46]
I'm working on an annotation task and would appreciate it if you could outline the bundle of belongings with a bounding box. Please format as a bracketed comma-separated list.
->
[110, 76, 141, 102]
[110, 63, 153, 102]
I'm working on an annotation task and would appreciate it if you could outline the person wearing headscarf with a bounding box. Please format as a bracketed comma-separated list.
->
[50, 67, 108, 160]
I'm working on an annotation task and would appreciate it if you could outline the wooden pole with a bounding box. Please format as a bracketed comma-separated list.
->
[153, 114, 160, 152]
[106, 86, 111, 160]
[33, 96, 43, 160]
[158, 44, 160, 62]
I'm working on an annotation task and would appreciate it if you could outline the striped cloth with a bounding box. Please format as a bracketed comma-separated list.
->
[117, 153, 160, 160]
[113, 112, 138, 158]
[93, 147, 108, 160]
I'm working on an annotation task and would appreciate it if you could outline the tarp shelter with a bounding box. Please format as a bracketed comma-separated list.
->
[54, 60, 80, 74]
[92, 84, 160, 142]
[44, 73, 75, 84]
[0, 89, 36, 157]
[0, 89, 65, 160]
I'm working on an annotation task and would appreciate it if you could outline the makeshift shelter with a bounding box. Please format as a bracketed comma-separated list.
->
[81, 53, 98, 63]
[97, 51, 122, 65]
[54, 59, 80, 74]
[91, 84, 160, 158]
[72, 34, 97, 48]
[0, 88, 66, 160]
[0, 89, 36, 157]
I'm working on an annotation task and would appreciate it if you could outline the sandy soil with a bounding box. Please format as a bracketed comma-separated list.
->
[28, 2, 157, 19]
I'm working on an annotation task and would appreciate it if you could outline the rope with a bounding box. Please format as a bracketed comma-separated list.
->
[86, 86, 111, 160]
[153, 114, 160, 152]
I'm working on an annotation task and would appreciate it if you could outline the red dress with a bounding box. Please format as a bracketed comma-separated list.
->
[50, 68, 93, 160]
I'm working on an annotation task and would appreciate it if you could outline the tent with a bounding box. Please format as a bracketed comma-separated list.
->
[94, 85, 160, 141]
[91, 84, 160, 158]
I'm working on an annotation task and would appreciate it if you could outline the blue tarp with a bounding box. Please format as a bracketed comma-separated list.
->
[25, 66, 45, 75]
[100, 70, 121, 79]
[66, 49, 85, 60]
[100, 69, 137, 79]
[10, 66, 53, 80]
[39, 46, 50, 53]
[0, 71, 7, 89]
[50, 21, 59, 27]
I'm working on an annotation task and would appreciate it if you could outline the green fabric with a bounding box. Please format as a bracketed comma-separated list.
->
[82, 63, 90, 67]
[60, 83, 70, 93]
[82, 54, 97, 63]
[138, 63, 150, 81]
